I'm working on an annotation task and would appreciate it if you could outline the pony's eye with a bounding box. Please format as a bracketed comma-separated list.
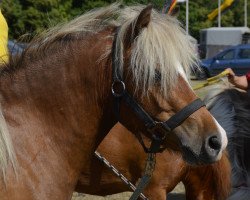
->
[155, 70, 161, 82]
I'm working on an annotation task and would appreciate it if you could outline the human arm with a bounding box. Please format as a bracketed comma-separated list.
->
[226, 68, 249, 90]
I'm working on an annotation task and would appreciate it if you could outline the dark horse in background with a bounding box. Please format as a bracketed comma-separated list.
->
[205, 87, 250, 200]
[0, 3, 227, 199]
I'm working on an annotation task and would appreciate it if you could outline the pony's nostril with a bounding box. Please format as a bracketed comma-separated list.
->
[199, 135, 222, 163]
[208, 136, 221, 150]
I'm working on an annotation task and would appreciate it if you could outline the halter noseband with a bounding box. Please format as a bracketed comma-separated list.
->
[111, 28, 205, 153]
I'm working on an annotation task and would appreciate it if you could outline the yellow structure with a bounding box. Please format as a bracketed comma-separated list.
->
[0, 9, 8, 63]
[208, 0, 234, 21]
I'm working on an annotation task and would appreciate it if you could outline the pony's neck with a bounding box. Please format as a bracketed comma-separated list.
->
[3, 30, 115, 129]
[0, 30, 117, 188]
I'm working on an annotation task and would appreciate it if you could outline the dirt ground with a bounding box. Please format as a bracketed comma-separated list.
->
[71, 183, 185, 200]
[71, 79, 226, 200]
[72, 192, 185, 200]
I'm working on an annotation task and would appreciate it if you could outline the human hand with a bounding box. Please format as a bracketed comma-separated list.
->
[226, 68, 248, 90]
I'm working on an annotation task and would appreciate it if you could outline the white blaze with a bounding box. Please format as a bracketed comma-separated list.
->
[213, 117, 228, 150]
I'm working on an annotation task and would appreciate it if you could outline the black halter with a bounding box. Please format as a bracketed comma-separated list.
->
[111, 29, 205, 153]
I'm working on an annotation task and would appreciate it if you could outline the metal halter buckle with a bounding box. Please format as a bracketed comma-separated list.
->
[147, 122, 171, 140]
[111, 80, 126, 97]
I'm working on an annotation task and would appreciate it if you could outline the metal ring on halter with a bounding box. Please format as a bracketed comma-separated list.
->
[147, 122, 171, 140]
[111, 80, 126, 98]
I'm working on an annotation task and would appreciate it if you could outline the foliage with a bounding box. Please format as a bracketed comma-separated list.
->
[178, 0, 250, 40]
[1, 0, 73, 40]
[1, 0, 249, 42]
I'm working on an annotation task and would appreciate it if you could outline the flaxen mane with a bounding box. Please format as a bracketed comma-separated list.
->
[114, 6, 198, 96]
[13, 3, 197, 96]
[0, 108, 17, 178]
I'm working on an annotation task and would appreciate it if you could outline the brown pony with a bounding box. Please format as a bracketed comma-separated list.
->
[76, 123, 231, 200]
[0, 4, 227, 199]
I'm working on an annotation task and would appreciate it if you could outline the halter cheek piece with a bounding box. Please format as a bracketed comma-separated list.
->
[111, 28, 205, 154]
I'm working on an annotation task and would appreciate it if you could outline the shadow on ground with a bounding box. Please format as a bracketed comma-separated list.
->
[167, 193, 186, 200]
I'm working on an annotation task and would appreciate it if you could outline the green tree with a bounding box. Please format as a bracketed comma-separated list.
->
[2, 0, 73, 39]
[1, 0, 249, 42]
[178, 0, 250, 40]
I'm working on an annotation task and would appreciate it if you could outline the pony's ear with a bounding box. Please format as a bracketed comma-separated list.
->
[124, 5, 152, 48]
[134, 4, 153, 37]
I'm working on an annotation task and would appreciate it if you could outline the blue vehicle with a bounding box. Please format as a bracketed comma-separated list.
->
[7, 40, 25, 56]
[197, 44, 250, 79]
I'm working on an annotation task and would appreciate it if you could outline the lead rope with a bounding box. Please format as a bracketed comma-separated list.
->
[94, 151, 149, 200]
[129, 153, 156, 200]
